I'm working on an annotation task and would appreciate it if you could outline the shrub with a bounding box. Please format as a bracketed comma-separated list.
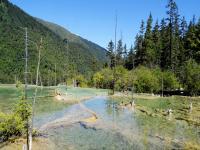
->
[15, 80, 22, 88]
[93, 67, 129, 91]
[115, 66, 129, 91]
[0, 113, 24, 142]
[75, 74, 87, 87]
[153, 69, 179, 91]
[93, 72, 103, 88]
[14, 99, 31, 122]
[0, 99, 31, 142]
[132, 66, 159, 93]
[94, 68, 113, 89]
[183, 59, 200, 96]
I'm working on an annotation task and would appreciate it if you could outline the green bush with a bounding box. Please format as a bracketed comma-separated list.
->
[92, 67, 129, 91]
[0, 99, 31, 142]
[14, 99, 31, 122]
[153, 68, 179, 91]
[0, 112, 24, 142]
[93, 68, 113, 89]
[92, 66, 181, 94]
[132, 66, 159, 93]
[75, 74, 87, 87]
[93, 72, 104, 88]
[115, 66, 129, 91]
[183, 59, 200, 96]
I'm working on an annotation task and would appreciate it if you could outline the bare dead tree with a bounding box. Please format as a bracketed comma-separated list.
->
[113, 12, 118, 95]
[23, 27, 30, 150]
[29, 38, 42, 150]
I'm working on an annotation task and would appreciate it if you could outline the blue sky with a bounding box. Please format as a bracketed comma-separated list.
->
[10, 0, 200, 49]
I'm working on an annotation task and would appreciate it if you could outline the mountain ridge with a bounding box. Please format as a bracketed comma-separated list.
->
[36, 18, 107, 61]
[0, 0, 107, 84]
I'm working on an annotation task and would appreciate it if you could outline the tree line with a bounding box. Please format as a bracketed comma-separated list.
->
[101, 0, 200, 96]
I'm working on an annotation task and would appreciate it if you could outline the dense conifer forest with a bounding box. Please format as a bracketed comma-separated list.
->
[99, 0, 200, 95]
[0, 0, 107, 85]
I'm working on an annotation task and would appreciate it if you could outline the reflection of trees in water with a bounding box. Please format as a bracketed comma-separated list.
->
[105, 100, 124, 118]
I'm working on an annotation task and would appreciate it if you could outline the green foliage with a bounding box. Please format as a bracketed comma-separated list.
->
[106, 40, 115, 69]
[153, 69, 179, 91]
[0, 0, 107, 85]
[0, 98, 31, 142]
[93, 67, 129, 91]
[114, 66, 129, 91]
[75, 74, 87, 87]
[132, 0, 200, 77]
[93, 72, 104, 88]
[93, 68, 113, 89]
[144, 13, 155, 68]
[15, 80, 22, 89]
[162, 71, 179, 90]
[14, 99, 31, 122]
[116, 40, 124, 66]
[132, 66, 159, 93]
[121, 0, 200, 95]
[0, 81, 31, 142]
[183, 59, 200, 96]
[93, 65, 181, 94]
[0, 112, 24, 142]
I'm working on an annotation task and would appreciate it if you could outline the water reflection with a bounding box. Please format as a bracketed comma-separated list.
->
[39, 96, 199, 149]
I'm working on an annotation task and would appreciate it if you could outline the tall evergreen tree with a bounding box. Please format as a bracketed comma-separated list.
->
[144, 13, 155, 68]
[180, 17, 188, 38]
[166, 0, 180, 72]
[135, 20, 145, 66]
[160, 18, 170, 70]
[185, 18, 200, 63]
[179, 16, 188, 65]
[196, 18, 200, 63]
[128, 45, 135, 70]
[152, 20, 162, 67]
[123, 44, 128, 67]
[185, 21, 197, 61]
[116, 39, 124, 66]
[107, 40, 115, 69]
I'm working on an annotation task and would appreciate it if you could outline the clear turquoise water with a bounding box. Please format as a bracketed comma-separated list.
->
[0, 86, 199, 149]
[45, 97, 200, 150]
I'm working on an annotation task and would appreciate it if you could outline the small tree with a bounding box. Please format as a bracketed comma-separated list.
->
[115, 66, 129, 91]
[93, 72, 103, 88]
[183, 59, 200, 96]
[75, 74, 87, 87]
[132, 66, 160, 93]
[153, 68, 179, 91]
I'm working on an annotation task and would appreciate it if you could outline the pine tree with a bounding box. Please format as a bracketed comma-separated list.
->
[107, 40, 115, 69]
[180, 17, 188, 38]
[116, 39, 123, 66]
[152, 20, 162, 67]
[196, 18, 200, 63]
[179, 16, 188, 64]
[166, 0, 180, 72]
[185, 18, 200, 63]
[160, 18, 170, 70]
[126, 45, 135, 70]
[185, 21, 197, 61]
[123, 44, 128, 67]
[135, 20, 145, 66]
[144, 13, 155, 68]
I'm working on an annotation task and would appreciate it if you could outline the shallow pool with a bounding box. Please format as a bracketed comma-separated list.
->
[43, 97, 200, 150]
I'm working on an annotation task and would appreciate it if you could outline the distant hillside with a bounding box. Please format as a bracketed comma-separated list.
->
[0, 0, 107, 85]
[36, 18, 107, 64]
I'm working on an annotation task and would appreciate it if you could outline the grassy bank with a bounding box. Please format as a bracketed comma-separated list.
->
[110, 93, 200, 127]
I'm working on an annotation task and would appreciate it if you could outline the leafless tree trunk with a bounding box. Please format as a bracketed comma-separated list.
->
[24, 27, 29, 150]
[29, 38, 42, 150]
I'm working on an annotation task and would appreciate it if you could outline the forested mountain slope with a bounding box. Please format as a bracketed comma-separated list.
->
[0, 0, 107, 84]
